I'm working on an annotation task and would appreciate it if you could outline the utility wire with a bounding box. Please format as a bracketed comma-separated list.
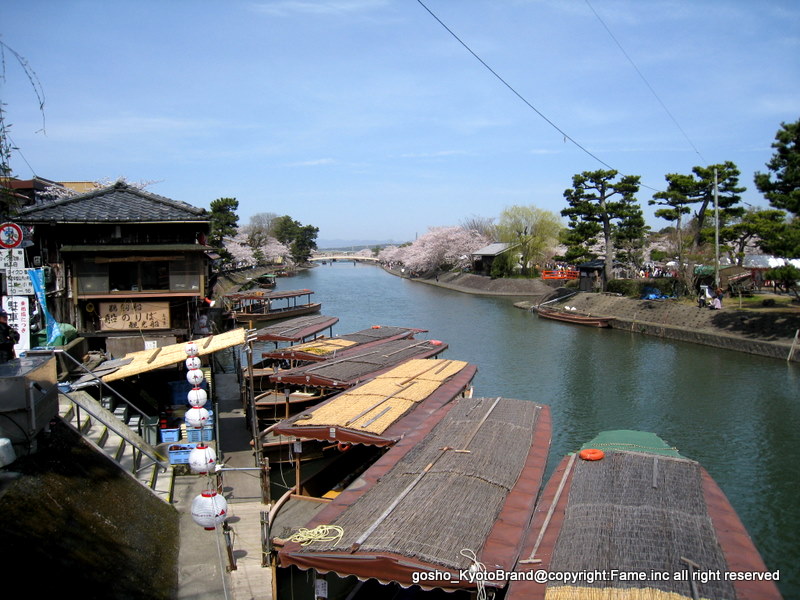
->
[415, 0, 615, 171]
[584, 0, 706, 164]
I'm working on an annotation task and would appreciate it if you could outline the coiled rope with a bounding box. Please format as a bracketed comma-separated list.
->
[460, 548, 487, 600]
[288, 525, 344, 547]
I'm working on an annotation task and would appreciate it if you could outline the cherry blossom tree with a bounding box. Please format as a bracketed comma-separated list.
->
[394, 226, 490, 274]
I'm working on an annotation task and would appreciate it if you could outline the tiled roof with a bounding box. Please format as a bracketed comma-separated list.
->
[472, 242, 510, 256]
[16, 181, 207, 223]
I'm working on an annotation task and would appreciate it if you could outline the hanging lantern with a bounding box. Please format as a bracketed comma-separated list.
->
[185, 356, 202, 370]
[186, 369, 205, 387]
[185, 341, 199, 357]
[189, 443, 217, 474]
[187, 387, 208, 407]
[186, 406, 210, 428]
[191, 490, 227, 530]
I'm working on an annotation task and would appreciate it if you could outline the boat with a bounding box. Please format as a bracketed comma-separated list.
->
[224, 289, 321, 328]
[508, 430, 782, 600]
[253, 314, 340, 345]
[269, 338, 448, 389]
[260, 325, 426, 365]
[275, 394, 552, 598]
[264, 358, 480, 554]
[533, 304, 612, 327]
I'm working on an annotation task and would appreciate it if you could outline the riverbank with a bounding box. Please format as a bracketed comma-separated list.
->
[394, 269, 800, 362]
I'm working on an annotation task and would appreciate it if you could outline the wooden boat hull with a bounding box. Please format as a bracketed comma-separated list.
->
[535, 305, 611, 327]
[232, 303, 321, 325]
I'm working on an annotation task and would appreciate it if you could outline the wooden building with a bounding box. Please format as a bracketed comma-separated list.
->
[15, 181, 212, 356]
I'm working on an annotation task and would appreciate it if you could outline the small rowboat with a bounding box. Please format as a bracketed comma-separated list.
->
[534, 305, 611, 327]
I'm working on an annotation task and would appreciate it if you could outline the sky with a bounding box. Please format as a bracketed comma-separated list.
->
[2, 1, 799, 247]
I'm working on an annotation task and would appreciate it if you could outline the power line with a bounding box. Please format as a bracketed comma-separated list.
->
[416, 0, 615, 170]
[584, 0, 706, 164]
[415, 0, 662, 193]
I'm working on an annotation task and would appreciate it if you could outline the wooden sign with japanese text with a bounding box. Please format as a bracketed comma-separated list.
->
[99, 301, 170, 331]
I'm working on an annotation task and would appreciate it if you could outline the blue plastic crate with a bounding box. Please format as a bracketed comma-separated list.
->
[186, 428, 203, 442]
[168, 443, 198, 464]
[160, 428, 180, 443]
[202, 426, 214, 441]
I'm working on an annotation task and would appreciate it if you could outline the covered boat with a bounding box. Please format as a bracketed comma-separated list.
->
[508, 430, 782, 600]
[224, 288, 320, 328]
[261, 325, 426, 364]
[252, 314, 339, 345]
[269, 338, 448, 389]
[277, 395, 552, 598]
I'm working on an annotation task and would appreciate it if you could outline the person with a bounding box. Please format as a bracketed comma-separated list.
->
[0, 309, 20, 363]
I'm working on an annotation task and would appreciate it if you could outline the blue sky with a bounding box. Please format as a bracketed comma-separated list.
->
[2, 1, 799, 246]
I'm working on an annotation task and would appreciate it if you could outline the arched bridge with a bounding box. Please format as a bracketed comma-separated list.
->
[309, 254, 379, 263]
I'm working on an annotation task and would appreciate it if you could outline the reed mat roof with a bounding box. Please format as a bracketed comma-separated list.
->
[287, 338, 357, 355]
[101, 329, 247, 382]
[296, 396, 542, 572]
[546, 451, 735, 599]
[297, 359, 468, 433]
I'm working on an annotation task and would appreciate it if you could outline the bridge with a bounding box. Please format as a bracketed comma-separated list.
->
[309, 254, 379, 263]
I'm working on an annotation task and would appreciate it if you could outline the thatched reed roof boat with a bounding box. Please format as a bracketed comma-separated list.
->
[508, 430, 782, 600]
[261, 325, 426, 363]
[272, 358, 477, 447]
[253, 314, 339, 344]
[270, 338, 448, 389]
[277, 396, 552, 596]
[225, 289, 320, 328]
[534, 304, 611, 327]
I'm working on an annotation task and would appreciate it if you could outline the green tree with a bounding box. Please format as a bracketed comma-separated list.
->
[497, 205, 561, 277]
[649, 174, 694, 266]
[688, 162, 746, 247]
[271, 215, 319, 263]
[290, 224, 319, 263]
[764, 264, 800, 300]
[719, 209, 787, 265]
[562, 169, 642, 284]
[208, 197, 239, 263]
[754, 118, 800, 257]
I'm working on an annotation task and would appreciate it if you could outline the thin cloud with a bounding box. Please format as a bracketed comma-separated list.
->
[248, 0, 387, 17]
[285, 158, 337, 167]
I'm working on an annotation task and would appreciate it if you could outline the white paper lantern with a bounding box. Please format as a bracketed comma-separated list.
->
[185, 406, 210, 428]
[185, 341, 199, 357]
[191, 490, 228, 530]
[185, 356, 202, 370]
[187, 387, 208, 407]
[189, 443, 217, 474]
[186, 369, 205, 386]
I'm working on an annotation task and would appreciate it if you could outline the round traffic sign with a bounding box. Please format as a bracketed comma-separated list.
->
[0, 222, 23, 249]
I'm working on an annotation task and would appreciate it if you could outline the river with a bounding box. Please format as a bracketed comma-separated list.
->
[277, 261, 799, 597]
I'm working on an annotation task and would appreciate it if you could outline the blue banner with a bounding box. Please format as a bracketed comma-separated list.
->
[28, 268, 63, 346]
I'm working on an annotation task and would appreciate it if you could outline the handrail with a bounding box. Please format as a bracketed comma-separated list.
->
[541, 270, 579, 280]
[61, 388, 170, 471]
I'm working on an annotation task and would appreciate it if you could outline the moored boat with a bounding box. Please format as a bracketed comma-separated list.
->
[276, 395, 552, 598]
[508, 430, 782, 600]
[534, 304, 612, 327]
[224, 289, 321, 328]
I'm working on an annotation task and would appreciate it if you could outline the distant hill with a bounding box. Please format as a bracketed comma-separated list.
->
[317, 238, 407, 251]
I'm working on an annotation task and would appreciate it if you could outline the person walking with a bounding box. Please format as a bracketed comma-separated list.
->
[0, 309, 20, 363]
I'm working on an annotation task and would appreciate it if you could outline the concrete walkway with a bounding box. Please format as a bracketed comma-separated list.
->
[176, 372, 274, 600]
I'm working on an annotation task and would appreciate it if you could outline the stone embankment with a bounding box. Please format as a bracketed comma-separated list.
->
[400, 271, 800, 362]
[532, 292, 800, 362]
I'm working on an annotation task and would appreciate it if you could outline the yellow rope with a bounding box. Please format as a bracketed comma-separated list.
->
[288, 525, 344, 547]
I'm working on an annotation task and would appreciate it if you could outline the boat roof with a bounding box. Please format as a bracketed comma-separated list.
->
[261, 325, 425, 361]
[253, 315, 339, 342]
[270, 338, 448, 388]
[272, 358, 478, 446]
[65, 328, 247, 383]
[279, 396, 552, 591]
[226, 288, 314, 300]
[507, 430, 781, 600]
